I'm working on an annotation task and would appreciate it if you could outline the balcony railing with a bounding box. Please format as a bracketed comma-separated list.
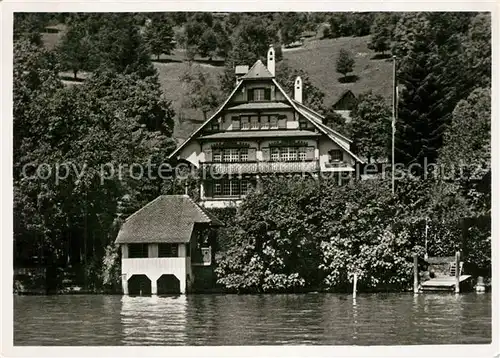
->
[201, 161, 319, 175]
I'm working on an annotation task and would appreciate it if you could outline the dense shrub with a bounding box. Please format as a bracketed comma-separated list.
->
[215, 174, 490, 293]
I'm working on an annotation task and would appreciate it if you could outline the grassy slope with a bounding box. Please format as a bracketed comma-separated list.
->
[284, 36, 393, 107]
[41, 27, 391, 142]
[166, 36, 393, 142]
[154, 61, 224, 143]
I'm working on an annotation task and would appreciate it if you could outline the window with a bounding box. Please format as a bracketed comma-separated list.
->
[128, 243, 148, 258]
[281, 147, 291, 162]
[231, 181, 240, 196]
[253, 88, 265, 101]
[186, 243, 190, 257]
[241, 180, 250, 195]
[271, 147, 280, 161]
[329, 149, 343, 162]
[241, 116, 250, 130]
[250, 116, 259, 130]
[211, 121, 220, 131]
[240, 148, 248, 162]
[289, 147, 298, 161]
[231, 117, 240, 130]
[261, 116, 269, 129]
[299, 119, 308, 129]
[270, 115, 278, 129]
[159, 243, 178, 258]
[223, 149, 232, 162]
[223, 148, 240, 162]
[214, 180, 246, 197]
[299, 147, 307, 161]
[213, 149, 222, 162]
[222, 180, 231, 196]
[214, 182, 222, 195]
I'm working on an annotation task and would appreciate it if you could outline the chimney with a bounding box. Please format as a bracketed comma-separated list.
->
[235, 65, 249, 85]
[294, 76, 303, 103]
[267, 45, 275, 77]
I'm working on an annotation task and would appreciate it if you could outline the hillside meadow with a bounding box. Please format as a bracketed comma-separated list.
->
[42, 28, 392, 143]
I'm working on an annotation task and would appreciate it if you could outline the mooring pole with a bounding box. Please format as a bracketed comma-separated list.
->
[455, 251, 461, 294]
[353, 273, 358, 299]
[413, 254, 419, 293]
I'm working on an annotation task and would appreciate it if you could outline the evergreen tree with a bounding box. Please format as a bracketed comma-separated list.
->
[336, 48, 355, 79]
[393, 14, 449, 166]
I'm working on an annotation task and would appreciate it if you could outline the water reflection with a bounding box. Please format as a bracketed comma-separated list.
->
[14, 292, 491, 346]
[120, 295, 188, 345]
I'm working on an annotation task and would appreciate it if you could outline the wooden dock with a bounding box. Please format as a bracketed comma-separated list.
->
[420, 275, 472, 292]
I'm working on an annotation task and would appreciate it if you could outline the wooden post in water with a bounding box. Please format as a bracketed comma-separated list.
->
[353, 273, 358, 299]
[413, 254, 419, 293]
[455, 251, 460, 294]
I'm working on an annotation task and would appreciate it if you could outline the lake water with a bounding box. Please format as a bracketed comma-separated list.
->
[14, 292, 491, 345]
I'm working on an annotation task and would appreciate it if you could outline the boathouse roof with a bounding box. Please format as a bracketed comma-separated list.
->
[115, 195, 223, 244]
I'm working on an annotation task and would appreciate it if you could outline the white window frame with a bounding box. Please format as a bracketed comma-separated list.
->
[254, 88, 265, 101]
[298, 147, 307, 161]
[271, 147, 280, 161]
[240, 148, 248, 162]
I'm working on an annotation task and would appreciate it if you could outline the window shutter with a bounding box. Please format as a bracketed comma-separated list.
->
[205, 148, 212, 162]
[248, 148, 257, 161]
[306, 147, 315, 160]
[264, 88, 271, 100]
[205, 181, 213, 198]
[262, 148, 270, 161]
[248, 89, 254, 101]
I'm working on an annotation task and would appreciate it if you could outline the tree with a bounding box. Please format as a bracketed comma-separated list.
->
[323, 108, 347, 133]
[346, 91, 391, 163]
[13, 38, 176, 289]
[368, 14, 392, 55]
[57, 22, 94, 79]
[91, 14, 157, 78]
[180, 64, 223, 120]
[213, 21, 232, 59]
[279, 12, 303, 46]
[215, 177, 323, 293]
[439, 88, 490, 174]
[143, 17, 175, 60]
[336, 48, 355, 79]
[392, 13, 483, 167]
[198, 28, 218, 60]
[461, 14, 491, 90]
[13, 13, 49, 46]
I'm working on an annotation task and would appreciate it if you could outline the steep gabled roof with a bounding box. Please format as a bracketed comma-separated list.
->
[115, 195, 223, 244]
[241, 60, 274, 79]
[169, 60, 363, 164]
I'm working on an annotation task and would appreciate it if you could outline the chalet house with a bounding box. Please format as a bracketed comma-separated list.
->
[115, 195, 222, 295]
[169, 45, 363, 208]
[331, 89, 357, 123]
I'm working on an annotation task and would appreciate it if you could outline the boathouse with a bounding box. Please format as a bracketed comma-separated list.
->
[115, 195, 223, 295]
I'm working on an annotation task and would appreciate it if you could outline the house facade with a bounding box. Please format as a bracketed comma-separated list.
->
[170, 45, 363, 208]
[115, 195, 222, 295]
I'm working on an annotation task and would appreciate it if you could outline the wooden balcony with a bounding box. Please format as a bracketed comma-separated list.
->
[201, 161, 319, 175]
